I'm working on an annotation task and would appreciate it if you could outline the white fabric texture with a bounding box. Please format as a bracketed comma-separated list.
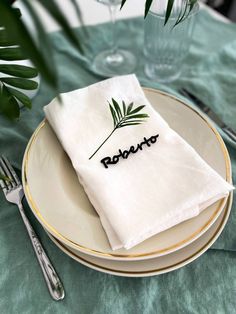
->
[44, 75, 233, 250]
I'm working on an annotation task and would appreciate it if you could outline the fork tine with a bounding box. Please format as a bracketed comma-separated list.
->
[0, 175, 7, 192]
[1, 156, 21, 186]
[0, 166, 11, 191]
[0, 157, 16, 188]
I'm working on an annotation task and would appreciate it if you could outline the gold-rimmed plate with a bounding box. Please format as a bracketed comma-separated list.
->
[22, 88, 232, 261]
[47, 192, 233, 277]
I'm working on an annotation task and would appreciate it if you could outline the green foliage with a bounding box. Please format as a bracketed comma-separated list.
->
[109, 98, 149, 129]
[0, 3, 38, 120]
[0, 0, 84, 121]
[0, 64, 38, 78]
[89, 99, 149, 159]
[121, 0, 198, 23]
[165, 0, 175, 24]
[144, 0, 154, 18]
[0, 32, 38, 120]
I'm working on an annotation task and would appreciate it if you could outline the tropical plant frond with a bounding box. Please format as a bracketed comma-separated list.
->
[109, 102, 118, 127]
[0, 64, 38, 78]
[22, 0, 57, 83]
[0, 84, 20, 120]
[0, 47, 26, 61]
[120, 0, 197, 25]
[120, 0, 128, 10]
[144, 0, 154, 18]
[39, 0, 83, 53]
[127, 102, 134, 114]
[89, 99, 149, 159]
[108, 99, 149, 129]
[0, 1, 57, 89]
[119, 122, 142, 127]
[164, 0, 175, 25]
[128, 105, 145, 115]
[6, 86, 32, 108]
[1, 77, 38, 90]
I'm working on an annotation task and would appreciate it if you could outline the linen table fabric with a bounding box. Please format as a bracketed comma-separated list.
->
[0, 9, 236, 314]
[44, 74, 232, 250]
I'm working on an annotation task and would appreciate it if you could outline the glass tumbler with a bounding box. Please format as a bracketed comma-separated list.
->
[144, 0, 199, 83]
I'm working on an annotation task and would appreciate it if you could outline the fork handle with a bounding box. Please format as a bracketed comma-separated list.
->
[18, 202, 65, 301]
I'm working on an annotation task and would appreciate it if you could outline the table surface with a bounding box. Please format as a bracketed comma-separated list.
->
[1, 3, 236, 314]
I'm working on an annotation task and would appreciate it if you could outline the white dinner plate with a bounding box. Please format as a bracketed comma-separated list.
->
[22, 88, 232, 261]
[47, 192, 233, 277]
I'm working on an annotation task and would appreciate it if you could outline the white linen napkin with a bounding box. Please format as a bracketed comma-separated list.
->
[44, 75, 233, 250]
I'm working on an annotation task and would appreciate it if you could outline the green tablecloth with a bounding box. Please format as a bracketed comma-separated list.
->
[0, 8, 236, 314]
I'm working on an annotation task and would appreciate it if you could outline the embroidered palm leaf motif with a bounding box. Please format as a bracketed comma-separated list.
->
[89, 98, 149, 160]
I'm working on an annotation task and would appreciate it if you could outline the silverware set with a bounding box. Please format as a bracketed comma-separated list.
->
[0, 156, 65, 301]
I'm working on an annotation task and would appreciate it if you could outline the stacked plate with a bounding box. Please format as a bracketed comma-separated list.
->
[22, 88, 233, 277]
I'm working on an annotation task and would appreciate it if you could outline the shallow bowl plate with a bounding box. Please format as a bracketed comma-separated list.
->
[47, 192, 233, 277]
[22, 88, 232, 261]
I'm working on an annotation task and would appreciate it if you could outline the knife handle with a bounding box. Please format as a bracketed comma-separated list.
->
[222, 126, 236, 143]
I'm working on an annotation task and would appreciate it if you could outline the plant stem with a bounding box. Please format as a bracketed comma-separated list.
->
[89, 128, 116, 160]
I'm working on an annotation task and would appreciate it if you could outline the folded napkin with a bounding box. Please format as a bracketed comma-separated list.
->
[44, 75, 233, 250]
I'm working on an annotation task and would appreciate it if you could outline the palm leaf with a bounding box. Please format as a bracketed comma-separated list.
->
[1, 77, 38, 90]
[112, 98, 122, 119]
[4, 97, 20, 119]
[120, 0, 128, 10]
[144, 0, 154, 18]
[164, 0, 175, 25]
[190, 0, 198, 11]
[127, 102, 134, 114]
[6, 86, 32, 108]
[120, 0, 195, 26]
[0, 29, 16, 46]
[39, 0, 83, 53]
[124, 119, 144, 123]
[113, 100, 148, 128]
[0, 47, 26, 61]
[175, 0, 198, 25]
[109, 103, 118, 127]
[0, 64, 38, 78]
[125, 113, 149, 120]
[122, 101, 126, 116]
[121, 119, 144, 124]
[0, 1, 57, 89]
[69, 0, 83, 23]
[128, 105, 145, 115]
[0, 0, 87, 120]
[173, 1, 189, 27]
[0, 85, 20, 119]
[89, 99, 149, 159]
[22, 0, 57, 82]
[0, 7, 21, 27]
[119, 122, 142, 127]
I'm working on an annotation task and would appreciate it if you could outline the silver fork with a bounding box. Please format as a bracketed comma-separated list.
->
[0, 156, 65, 301]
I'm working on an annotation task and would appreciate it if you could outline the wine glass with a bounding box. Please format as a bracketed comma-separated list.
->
[92, 0, 136, 77]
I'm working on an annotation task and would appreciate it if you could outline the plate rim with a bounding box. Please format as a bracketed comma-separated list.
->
[47, 192, 233, 277]
[22, 87, 232, 260]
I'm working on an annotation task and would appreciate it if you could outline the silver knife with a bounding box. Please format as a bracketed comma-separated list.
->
[180, 89, 236, 143]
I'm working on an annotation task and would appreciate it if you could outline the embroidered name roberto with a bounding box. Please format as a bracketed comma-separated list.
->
[100, 134, 159, 169]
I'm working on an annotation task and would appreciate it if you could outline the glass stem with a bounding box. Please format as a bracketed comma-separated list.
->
[108, 4, 118, 55]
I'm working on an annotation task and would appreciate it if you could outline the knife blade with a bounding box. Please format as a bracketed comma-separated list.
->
[180, 88, 236, 144]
